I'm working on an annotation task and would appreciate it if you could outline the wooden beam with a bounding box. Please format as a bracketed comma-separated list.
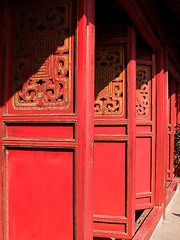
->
[117, 0, 180, 80]
[117, 0, 162, 52]
[133, 206, 163, 240]
[168, 61, 180, 82]
[168, 40, 180, 80]
[135, 209, 152, 233]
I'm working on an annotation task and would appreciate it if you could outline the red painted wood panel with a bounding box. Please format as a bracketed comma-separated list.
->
[94, 141, 126, 217]
[136, 137, 151, 194]
[136, 197, 151, 206]
[136, 125, 152, 133]
[93, 222, 126, 233]
[94, 125, 127, 136]
[4, 149, 74, 240]
[4, 122, 75, 141]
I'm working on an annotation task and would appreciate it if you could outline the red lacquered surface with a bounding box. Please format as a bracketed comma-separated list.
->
[93, 222, 126, 233]
[4, 122, 75, 141]
[94, 141, 126, 217]
[136, 125, 152, 133]
[136, 137, 151, 193]
[5, 149, 74, 240]
[94, 125, 127, 136]
[136, 197, 151, 206]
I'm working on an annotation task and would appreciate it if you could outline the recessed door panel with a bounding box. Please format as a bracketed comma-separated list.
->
[136, 137, 151, 194]
[5, 148, 74, 240]
[94, 141, 126, 217]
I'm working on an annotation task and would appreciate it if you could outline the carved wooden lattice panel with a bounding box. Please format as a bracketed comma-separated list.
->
[12, 1, 73, 111]
[94, 45, 125, 116]
[136, 65, 151, 119]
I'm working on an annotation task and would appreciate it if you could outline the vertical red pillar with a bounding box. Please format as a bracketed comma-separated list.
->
[128, 26, 136, 236]
[77, 0, 95, 239]
[155, 51, 168, 210]
[163, 51, 168, 213]
[83, 0, 95, 239]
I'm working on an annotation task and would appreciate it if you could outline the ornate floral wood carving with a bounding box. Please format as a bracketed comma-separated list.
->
[13, 1, 72, 110]
[136, 65, 151, 119]
[94, 46, 125, 116]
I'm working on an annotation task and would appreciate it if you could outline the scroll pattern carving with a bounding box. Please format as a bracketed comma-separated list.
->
[94, 47, 125, 115]
[13, 1, 72, 110]
[136, 66, 151, 119]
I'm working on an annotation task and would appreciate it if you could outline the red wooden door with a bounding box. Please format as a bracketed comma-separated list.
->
[135, 50, 156, 210]
[167, 79, 177, 181]
[0, 0, 94, 239]
[93, 27, 136, 239]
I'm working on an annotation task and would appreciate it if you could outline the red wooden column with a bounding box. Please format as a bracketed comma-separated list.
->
[128, 26, 136, 236]
[77, 0, 95, 239]
[177, 83, 180, 125]
[155, 51, 168, 208]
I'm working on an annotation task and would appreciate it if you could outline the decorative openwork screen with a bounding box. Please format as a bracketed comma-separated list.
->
[136, 65, 151, 120]
[94, 45, 126, 118]
[10, 1, 73, 113]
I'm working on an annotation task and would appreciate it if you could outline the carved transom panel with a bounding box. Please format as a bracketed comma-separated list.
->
[94, 46, 125, 116]
[12, 1, 72, 110]
[136, 65, 151, 119]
